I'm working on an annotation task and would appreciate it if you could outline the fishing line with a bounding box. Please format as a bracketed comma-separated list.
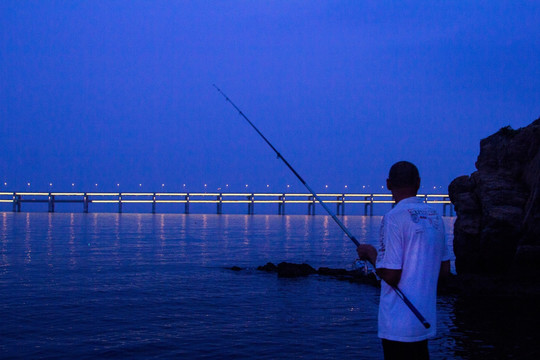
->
[213, 84, 430, 329]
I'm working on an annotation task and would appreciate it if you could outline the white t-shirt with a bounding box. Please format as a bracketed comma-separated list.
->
[376, 196, 451, 342]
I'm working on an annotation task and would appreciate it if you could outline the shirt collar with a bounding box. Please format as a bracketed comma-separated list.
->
[397, 196, 422, 205]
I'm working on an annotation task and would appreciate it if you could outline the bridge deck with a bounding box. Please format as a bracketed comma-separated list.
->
[0, 191, 454, 216]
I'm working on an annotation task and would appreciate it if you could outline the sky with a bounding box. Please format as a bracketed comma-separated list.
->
[1, 1, 539, 194]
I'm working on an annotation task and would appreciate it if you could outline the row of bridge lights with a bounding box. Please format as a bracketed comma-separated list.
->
[3, 182, 444, 191]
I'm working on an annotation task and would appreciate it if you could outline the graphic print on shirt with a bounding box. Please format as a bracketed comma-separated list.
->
[407, 209, 441, 230]
[378, 216, 386, 262]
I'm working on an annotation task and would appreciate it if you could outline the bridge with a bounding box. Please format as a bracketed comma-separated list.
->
[0, 191, 454, 216]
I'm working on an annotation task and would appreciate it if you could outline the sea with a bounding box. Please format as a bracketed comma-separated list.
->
[0, 212, 536, 359]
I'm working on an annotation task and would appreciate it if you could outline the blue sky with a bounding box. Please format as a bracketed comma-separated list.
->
[1, 1, 539, 194]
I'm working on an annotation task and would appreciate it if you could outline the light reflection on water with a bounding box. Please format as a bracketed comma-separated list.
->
[0, 212, 531, 359]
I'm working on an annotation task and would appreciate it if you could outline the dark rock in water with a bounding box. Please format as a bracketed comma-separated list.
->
[317, 267, 350, 276]
[251, 262, 380, 287]
[257, 262, 278, 272]
[277, 262, 317, 277]
[236, 261, 540, 297]
[319, 267, 380, 287]
[449, 118, 540, 276]
[439, 273, 540, 299]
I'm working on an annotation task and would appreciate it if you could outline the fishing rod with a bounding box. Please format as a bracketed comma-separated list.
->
[213, 84, 430, 329]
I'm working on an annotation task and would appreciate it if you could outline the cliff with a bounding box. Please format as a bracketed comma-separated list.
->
[449, 117, 540, 276]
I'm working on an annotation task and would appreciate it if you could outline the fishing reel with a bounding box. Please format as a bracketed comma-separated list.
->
[352, 259, 375, 276]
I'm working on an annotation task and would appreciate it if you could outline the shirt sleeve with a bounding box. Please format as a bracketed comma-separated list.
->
[376, 214, 403, 270]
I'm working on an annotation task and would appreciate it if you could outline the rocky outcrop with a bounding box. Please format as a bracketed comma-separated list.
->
[254, 262, 380, 285]
[449, 118, 540, 275]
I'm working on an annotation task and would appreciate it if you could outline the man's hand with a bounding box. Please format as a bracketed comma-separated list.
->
[357, 244, 402, 287]
[356, 244, 377, 267]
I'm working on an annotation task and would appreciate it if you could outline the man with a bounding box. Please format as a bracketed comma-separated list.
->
[357, 161, 450, 360]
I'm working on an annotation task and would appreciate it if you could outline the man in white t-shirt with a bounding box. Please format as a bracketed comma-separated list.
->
[357, 161, 451, 360]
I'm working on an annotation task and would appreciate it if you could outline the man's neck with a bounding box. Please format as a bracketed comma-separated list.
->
[391, 189, 418, 204]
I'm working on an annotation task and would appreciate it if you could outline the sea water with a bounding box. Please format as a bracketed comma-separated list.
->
[0, 213, 534, 359]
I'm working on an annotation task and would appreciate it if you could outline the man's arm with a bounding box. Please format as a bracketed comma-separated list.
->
[356, 244, 402, 287]
[377, 268, 402, 288]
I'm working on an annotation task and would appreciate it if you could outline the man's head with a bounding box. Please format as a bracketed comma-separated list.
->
[386, 161, 420, 196]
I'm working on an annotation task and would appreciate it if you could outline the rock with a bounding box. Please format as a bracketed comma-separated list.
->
[317, 267, 350, 276]
[257, 262, 278, 272]
[318, 267, 381, 286]
[229, 266, 243, 271]
[513, 245, 540, 278]
[277, 262, 317, 277]
[441, 273, 540, 299]
[449, 117, 540, 276]
[250, 262, 380, 286]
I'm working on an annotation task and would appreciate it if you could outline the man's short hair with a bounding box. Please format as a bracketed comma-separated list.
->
[388, 161, 420, 189]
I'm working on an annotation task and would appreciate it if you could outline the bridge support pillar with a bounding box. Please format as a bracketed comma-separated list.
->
[278, 194, 285, 215]
[13, 194, 21, 212]
[184, 194, 190, 214]
[337, 194, 345, 215]
[247, 194, 254, 215]
[217, 194, 223, 214]
[443, 197, 454, 216]
[364, 195, 373, 216]
[83, 193, 89, 213]
[48, 194, 55, 213]
[308, 196, 315, 215]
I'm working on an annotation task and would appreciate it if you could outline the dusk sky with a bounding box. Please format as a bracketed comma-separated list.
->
[1, 1, 539, 194]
